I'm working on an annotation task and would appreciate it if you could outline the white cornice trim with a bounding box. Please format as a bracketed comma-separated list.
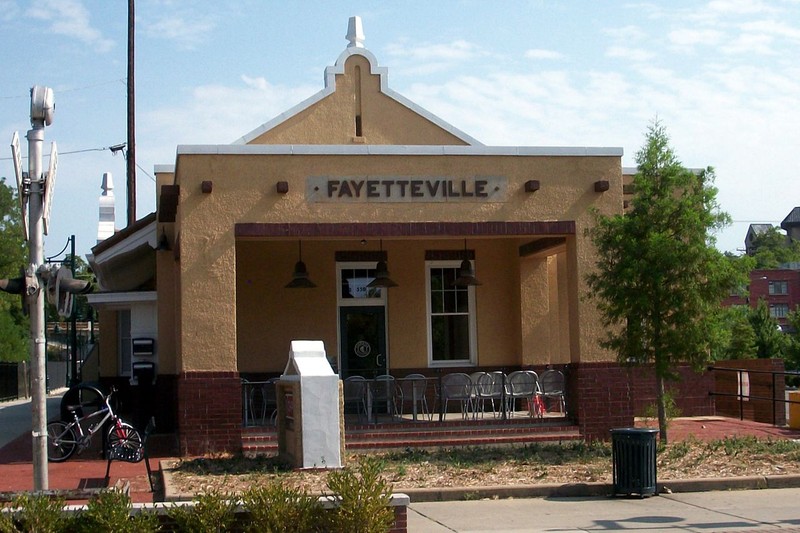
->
[87, 291, 157, 306]
[177, 144, 623, 157]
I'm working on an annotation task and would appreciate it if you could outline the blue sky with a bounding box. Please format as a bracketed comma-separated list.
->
[1, 0, 798, 260]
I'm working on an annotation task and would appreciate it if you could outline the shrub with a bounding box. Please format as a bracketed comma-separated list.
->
[241, 481, 322, 533]
[3, 493, 68, 532]
[167, 489, 237, 532]
[324, 457, 395, 533]
[70, 490, 159, 533]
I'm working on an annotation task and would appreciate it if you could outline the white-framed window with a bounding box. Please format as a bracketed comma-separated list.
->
[337, 262, 386, 307]
[770, 304, 789, 319]
[118, 309, 131, 377]
[426, 261, 477, 366]
[769, 280, 789, 295]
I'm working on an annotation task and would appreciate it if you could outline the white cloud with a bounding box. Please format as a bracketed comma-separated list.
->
[524, 49, 563, 60]
[605, 45, 654, 62]
[720, 32, 776, 55]
[0, 0, 19, 21]
[142, 14, 216, 49]
[385, 39, 485, 67]
[602, 24, 649, 42]
[668, 28, 724, 47]
[138, 76, 319, 164]
[706, 0, 780, 15]
[26, 0, 114, 52]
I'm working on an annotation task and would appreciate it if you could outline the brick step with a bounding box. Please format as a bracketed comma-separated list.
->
[345, 429, 581, 451]
[242, 420, 580, 455]
[346, 423, 575, 440]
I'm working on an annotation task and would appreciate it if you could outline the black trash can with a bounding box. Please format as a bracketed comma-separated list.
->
[611, 427, 658, 497]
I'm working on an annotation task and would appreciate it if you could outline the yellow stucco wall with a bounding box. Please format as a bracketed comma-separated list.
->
[172, 151, 620, 373]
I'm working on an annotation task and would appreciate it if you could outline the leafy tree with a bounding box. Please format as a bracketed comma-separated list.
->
[784, 307, 800, 377]
[749, 226, 800, 269]
[712, 306, 757, 361]
[0, 177, 29, 362]
[586, 120, 734, 444]
[748, 299, 789, 359]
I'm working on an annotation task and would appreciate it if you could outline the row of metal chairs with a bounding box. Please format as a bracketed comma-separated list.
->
[342, 370, 566, 423]
[343, 374, 431, 422]
[441, 370, 566, 420]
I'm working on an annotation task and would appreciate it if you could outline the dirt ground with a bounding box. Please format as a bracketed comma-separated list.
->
[169, 434, 800, 496]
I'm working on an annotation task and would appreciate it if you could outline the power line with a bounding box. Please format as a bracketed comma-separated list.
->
[0, 143, 156, 183]
[0, 145, 124, 160]
[0, 78, 127, 100]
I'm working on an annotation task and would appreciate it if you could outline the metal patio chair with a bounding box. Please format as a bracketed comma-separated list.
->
[438, 372, 475, 420]
[371, 375, 400, 421]
[538, 369, 566, 415]
[506, 370, 541, 418]
[399, 374, 431, 421]
[343, 376, 369, 422]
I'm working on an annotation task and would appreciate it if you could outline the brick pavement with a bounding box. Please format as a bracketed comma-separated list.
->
[1, 416, 799, 504]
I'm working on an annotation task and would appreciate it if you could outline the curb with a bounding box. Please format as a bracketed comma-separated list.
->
[159, 459, 800, 503]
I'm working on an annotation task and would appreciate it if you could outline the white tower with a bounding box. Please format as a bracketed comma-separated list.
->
[97, 172, 116, 243]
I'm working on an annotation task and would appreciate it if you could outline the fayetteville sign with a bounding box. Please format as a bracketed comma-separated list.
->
[306, 176, 507, 202]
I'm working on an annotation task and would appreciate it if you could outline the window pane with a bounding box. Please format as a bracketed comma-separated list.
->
[341, 268, 382, 299]
[443, 289, 457, 313]
[455, 286, 469, 313]
[431, 292, 444, 314]
[431, 315, 470, 361]
[430, 269, 444, 291]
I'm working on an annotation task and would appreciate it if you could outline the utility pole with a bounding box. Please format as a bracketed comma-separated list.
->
[4, 88, 91, 490]
[26, 86, 54, 490]
[126, 0, 136, 227]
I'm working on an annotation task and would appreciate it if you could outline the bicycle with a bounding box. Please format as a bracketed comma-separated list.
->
[46, 387, 142, 463]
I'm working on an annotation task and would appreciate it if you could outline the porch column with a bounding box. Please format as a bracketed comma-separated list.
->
[520, 256, 550, 366]
[176, 229, 242, 455]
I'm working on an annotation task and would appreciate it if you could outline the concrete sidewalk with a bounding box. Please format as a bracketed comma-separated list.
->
[407, 488, 800, 532]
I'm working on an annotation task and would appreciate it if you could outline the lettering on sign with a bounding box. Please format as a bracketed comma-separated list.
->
[306, 176, 507, 203]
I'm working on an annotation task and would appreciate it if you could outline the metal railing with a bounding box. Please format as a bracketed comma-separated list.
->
[707, 366, 800, 426]
[241, 370, 570, 427]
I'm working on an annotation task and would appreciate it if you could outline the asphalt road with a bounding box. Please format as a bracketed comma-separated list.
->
[0, 390, 65, 449]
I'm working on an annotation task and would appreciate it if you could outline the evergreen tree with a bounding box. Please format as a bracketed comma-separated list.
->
[587, 120, 734, 443]
[748, 299, 789, 359]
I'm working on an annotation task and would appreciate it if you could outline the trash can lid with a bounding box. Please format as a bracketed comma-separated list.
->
[610, 427, 659, 434]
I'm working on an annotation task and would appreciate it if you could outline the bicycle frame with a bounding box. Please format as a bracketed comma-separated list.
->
[61, 391, 122, 452]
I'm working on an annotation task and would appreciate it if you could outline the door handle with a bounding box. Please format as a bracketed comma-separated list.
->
[376, 353, 385, 367]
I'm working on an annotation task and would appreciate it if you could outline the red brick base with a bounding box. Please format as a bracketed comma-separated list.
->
[177, 371, 243, 455]
[570, 362, 715, 441]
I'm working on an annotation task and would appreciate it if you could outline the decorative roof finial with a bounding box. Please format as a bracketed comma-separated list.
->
[346, 16, 365, 48]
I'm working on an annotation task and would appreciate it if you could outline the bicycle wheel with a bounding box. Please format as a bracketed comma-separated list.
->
[46, 421, 77, 462]
[107, 421, 143, 455]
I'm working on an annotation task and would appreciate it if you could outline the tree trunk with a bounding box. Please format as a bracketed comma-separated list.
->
[656, 374, 668, 444]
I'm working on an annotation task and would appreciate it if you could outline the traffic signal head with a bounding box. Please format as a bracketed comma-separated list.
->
[0, 268, 32, 315]
[46, 266, 92, 318]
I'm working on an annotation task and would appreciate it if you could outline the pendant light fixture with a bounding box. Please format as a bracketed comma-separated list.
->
[285, 240, 317, 289]
[452, 239, 481, 287]
[366, 240, 398, 288]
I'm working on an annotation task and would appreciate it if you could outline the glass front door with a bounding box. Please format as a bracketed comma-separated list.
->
[340, 306, 387, 378]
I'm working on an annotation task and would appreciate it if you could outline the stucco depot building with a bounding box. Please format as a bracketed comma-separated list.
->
[87, 17, 713, 455]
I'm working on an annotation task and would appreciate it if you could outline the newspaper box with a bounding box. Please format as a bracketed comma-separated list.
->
[277, 340, 344, 469]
